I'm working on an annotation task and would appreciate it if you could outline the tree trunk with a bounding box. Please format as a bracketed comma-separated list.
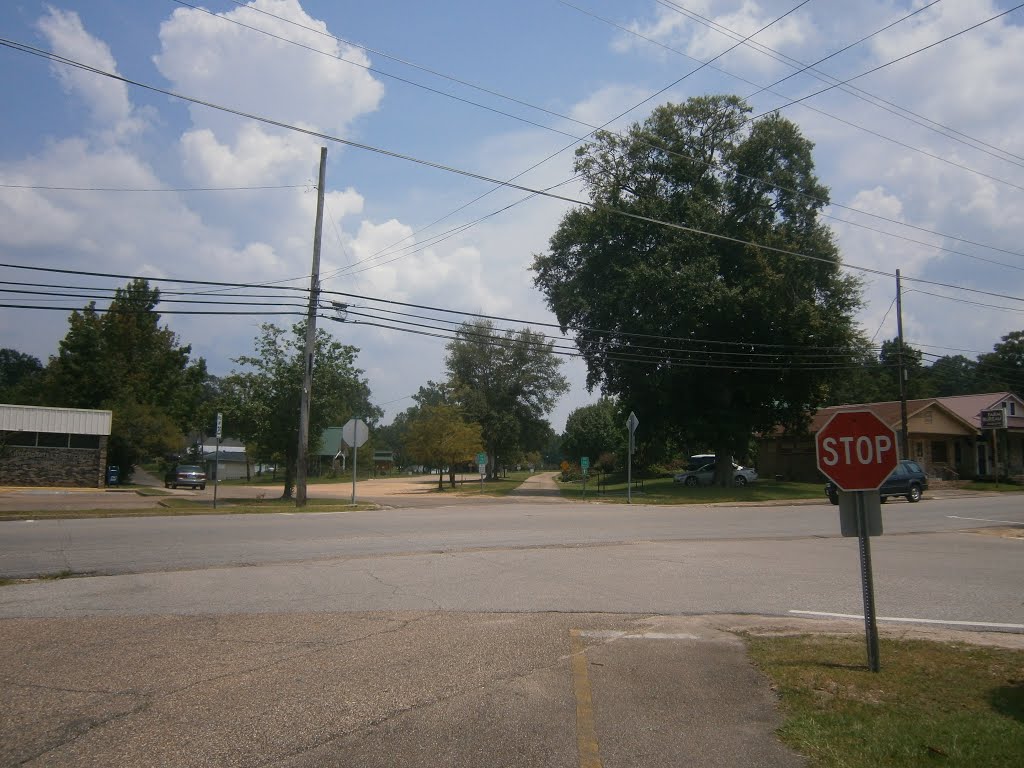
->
[281, 456, 295, 499]
[437, 470, 444, 490]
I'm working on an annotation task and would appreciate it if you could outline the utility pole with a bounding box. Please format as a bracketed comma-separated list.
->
[296, 146, 327, 506]
[895, 269, 909, 459]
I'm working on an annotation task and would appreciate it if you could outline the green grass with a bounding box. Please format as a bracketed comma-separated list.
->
[423, 471, 533, 497]
[965, 481, 1024, 493]
[748, 634, 1024, 767]
[559, 475, 826, 504]
[0, 497, 379, 521]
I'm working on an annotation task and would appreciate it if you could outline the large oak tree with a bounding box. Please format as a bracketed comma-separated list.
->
[533, 96, 862, 483]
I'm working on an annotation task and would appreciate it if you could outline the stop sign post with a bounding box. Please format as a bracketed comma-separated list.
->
[815, 409, 897, 673]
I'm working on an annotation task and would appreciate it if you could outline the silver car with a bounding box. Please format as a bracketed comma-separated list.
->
[673, 462, 758, 487]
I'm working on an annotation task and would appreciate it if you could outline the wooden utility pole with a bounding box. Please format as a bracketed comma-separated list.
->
[895, 269, 909, 459]
[295, 146, 327, 506]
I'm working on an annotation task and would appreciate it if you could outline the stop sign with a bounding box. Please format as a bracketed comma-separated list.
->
[815, 410, 898, 491]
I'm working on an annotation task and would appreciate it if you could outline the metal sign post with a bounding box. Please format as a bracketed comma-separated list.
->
[626, 412, 639, 504]
[815, 410, 897, 673]
[213, 412, 222, 509]
[855, 490, 881, 672]
[581, 456, 589, 499]
[477, 452, 487, 493]
[342, 418, 369, 504]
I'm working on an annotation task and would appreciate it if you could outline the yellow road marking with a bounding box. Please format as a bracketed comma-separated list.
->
[569, 629, 603, 768]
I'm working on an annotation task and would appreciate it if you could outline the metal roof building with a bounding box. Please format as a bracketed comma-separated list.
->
[1, 404, 113, 488]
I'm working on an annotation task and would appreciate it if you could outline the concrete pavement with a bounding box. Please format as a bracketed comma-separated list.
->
[1, 611, 805, 768]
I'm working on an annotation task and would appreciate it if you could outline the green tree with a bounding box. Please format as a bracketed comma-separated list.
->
[222, 322, 378, 498]
[0, 349, 44, 403]
[977, 331, 1024, 396]
[405, 404, 483, 489]
[877, 338, 930, 400]
[562, 398, 621, 468]
[533, 96, 862, 485]
[445, 320, 569, 479]
[927, 355, 980, 397]
[42, 280, 208, 477]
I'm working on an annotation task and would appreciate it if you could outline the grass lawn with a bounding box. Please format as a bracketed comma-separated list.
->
[748, 634, 1024, 767]
[965, 481, 1024, 493]
[426, 471, 534, 497]
[0, 497, 379, 521]
[558, 475, 826, 504]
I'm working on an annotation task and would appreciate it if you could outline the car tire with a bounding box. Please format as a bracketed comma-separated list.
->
[684, 476, 699, 487]
[880, 495, 888, 504]
[906, 484, 922, 503]
[164, 483, 170, 489]
[827, 492, 838, 506]
[733, 476, 747, 487]
[199, 484, 206, 491]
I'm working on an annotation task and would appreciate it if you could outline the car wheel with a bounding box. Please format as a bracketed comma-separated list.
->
[827, 492, 838, 506]
[684, 476, 699, 487]
[733, 475, 747, 486]
[880, 495, 888, 504]
[170, 484, 176, 490]
[906, 484, 922, 503]
[164, 483, 170, 489]
[199, 484, 206, 491]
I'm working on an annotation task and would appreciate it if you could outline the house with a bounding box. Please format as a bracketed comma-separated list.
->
[759, 392, 1024, 482]
[200, 437, 250, 481]
[0, 404, 113, 487]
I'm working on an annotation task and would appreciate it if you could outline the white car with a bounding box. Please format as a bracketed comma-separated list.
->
[673, 462, 758, 487]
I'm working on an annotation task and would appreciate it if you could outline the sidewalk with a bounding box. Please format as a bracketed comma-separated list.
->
[0, 610, 805, 768]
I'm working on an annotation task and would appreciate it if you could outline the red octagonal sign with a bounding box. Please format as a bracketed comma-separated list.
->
[815, 410, 898, 491]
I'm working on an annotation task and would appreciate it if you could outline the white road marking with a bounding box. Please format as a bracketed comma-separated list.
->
[790, 610, 1024, 631]
[947, 515, 1023, 525]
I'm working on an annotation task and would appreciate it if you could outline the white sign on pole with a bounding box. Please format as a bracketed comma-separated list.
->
[341, 418, 369, 448]
[215, 412, 223, 440]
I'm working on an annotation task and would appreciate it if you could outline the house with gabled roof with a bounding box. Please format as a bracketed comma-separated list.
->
[758, 392, 1024, 482]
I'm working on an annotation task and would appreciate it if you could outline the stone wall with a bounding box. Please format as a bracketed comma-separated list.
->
[0, 440, 106, 487]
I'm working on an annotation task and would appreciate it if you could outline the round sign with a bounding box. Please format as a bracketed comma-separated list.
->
[815, 410, 898, 491]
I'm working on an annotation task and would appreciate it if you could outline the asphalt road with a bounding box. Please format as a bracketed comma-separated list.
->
[2, 490, 1021, 767]
[1, 495, 1021, 628]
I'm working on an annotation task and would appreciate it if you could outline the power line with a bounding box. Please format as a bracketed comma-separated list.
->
[0, 182, 308, 192]
[3, 38, 1022, 306]
[321, 288, 879, 352]
[652, 0, 1024, 166]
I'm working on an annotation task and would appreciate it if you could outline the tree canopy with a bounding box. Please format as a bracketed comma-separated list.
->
[533, 96, 862, 481]
[562, 398, 621, 468]
[40, 279, 208, 476]
[405, 403, 483, 489]
[445, 320, 568, 478]
[221, 322, 378, 498]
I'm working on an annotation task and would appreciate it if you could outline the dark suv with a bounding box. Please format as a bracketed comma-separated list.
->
[164, 464, 207, 490]
[826, 459, 928, 505]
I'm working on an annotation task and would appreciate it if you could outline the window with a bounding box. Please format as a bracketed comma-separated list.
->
[69, 434, 100, 449]
[931, 441, 949, 463]
[37, 432, 70, 448]
[1010, 402, 1017, 416]
[4, 431, 37, 446]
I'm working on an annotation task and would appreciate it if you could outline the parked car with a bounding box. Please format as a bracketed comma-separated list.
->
[164, 464, 207, 490]
[674, 462, 758, 487]
[825, 459, 927, 505]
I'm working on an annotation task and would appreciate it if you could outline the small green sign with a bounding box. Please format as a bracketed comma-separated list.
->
[476, 452, 487, 465]
[580, 456, 590, 469]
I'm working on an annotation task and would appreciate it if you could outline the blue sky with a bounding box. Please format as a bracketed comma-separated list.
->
[2, 1, 1024, 432]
